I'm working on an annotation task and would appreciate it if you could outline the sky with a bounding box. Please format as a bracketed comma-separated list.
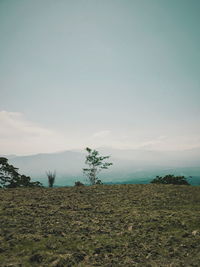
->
[0, 0, 200, 155]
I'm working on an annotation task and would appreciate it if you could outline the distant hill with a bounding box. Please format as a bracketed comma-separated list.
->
[4, 147, 200, 186]
[8, 150, 85, 186]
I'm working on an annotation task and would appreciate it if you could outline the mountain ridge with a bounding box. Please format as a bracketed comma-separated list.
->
[2, 147, 200, 186]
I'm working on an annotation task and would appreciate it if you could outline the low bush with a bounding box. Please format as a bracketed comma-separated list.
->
[151, 174, 190, 185]
[75, 181, 84, 186]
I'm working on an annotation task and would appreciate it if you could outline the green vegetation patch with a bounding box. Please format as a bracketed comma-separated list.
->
[0, 184, 200, 266]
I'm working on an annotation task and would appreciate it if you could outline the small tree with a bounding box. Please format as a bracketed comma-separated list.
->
[0, 157, 42, 188]
[150, 174, 190, 185]
[83, 147, 113, 185]
[46, 171, 56, 188]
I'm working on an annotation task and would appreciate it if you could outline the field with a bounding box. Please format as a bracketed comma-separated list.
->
[0, 184, 200, 266]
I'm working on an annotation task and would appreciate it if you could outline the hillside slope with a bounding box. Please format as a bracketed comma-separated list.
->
[0, 184, 200, 266]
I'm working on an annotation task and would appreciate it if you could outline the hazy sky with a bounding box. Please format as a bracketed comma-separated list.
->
[1, 0, 200, 155]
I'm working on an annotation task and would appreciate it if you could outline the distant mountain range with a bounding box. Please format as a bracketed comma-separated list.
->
[2, 147, 200, 186]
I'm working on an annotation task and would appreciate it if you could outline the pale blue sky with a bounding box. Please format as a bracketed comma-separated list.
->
[0, 0, 200, 154]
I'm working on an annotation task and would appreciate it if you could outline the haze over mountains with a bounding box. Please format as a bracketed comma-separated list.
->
[3, 147, 200, 186]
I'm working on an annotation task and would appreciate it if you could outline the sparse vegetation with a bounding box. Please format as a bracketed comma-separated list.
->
[0, 157, 42, 188]
[0, 153, 199, 266]
[83, 147, 113, 185]
[151, 174, 190, 185]
[0, 184, 200, 266]
[46, 171, 56, 188]
[74, 181, 84, 186]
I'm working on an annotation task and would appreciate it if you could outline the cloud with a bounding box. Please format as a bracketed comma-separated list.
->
[138, 135, 167, 149]
[93, 130, 111, 138]
[0, 111, 68, 155]
[1, 111, 198, 154]
[0, 111, 53, 138]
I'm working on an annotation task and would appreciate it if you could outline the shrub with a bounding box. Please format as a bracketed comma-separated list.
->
[96, 179, 103, 185]
[151, 174, 190, 185]
[46, 171, 56, 188]
[75, 181, 84, 186]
